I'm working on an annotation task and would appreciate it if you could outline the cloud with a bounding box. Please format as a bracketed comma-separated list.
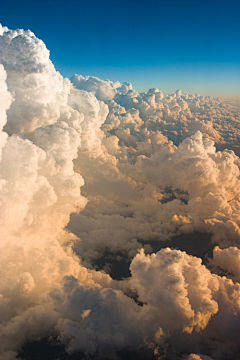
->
[0, 26, 71, 134]
[129, 248, 219, 335]
[209, 246, 240, 281]
[186, 355, 214, 360]
[0, 64, 12, 160]
[0, 24, 240, 360]
[69, 74, 240, 262]
[73, 75, 240, 155]
[71, 74, 121, 101]
[69, 130, 240, 264]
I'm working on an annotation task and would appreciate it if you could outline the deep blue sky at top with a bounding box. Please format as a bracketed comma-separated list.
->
[1, 0, 240, 98]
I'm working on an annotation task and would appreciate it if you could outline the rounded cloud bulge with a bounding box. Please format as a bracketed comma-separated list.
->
[0, 25, 240, 360]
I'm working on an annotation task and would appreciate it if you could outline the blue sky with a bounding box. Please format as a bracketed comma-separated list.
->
[1, 0, 240, 98]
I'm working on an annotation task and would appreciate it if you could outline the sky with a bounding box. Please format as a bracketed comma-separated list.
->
[1, 0, 240, 99]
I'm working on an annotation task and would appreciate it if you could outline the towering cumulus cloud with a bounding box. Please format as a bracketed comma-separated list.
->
[0, 25, 240, 360]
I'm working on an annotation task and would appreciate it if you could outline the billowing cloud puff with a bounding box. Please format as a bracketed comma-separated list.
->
[129, 248, 219, 334]
[36, 248, 240, 359]
[0, 26, 71, 134]
[71, 74, 121, 101]
[0, 64, 12, 159]
[1, 24, 240, 360]
[210, 246, 240, 281]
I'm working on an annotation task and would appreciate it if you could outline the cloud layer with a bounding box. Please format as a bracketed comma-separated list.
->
[0, 25, 240, 360]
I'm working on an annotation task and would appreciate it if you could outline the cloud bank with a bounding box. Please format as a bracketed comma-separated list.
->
[0, 25, 240, 360]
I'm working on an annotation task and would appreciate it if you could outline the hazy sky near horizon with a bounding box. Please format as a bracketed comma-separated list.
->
[1, 0, 240, 98]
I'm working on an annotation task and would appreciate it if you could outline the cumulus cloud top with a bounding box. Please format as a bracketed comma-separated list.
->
[0, 26, 71, 134]
[0, 25, 240, 360]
